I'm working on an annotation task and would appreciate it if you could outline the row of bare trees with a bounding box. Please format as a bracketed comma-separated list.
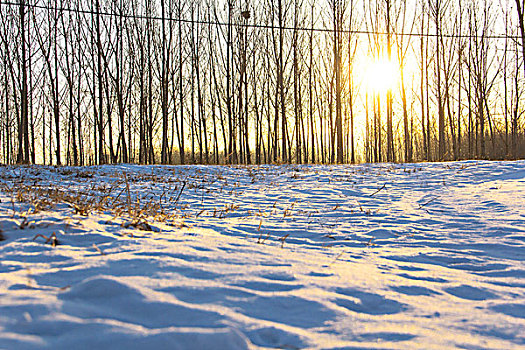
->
[1, 0, 524, 166]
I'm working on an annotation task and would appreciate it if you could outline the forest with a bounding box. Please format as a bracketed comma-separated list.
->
[1, 2, 525, 348]
[1, 0, 524, 166]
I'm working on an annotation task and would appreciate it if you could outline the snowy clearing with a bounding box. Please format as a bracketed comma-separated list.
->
[0, 161, 524, 349]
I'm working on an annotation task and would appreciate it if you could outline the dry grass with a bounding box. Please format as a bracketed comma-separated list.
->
[33, 232, 59, 247]
[278, 234, 289, 248]
[92, 243, 106, 255]
[0, 165, 384, 251]
[0, 172, 182, 234]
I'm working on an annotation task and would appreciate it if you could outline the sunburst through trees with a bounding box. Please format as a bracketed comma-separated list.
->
[0, 0, 524, 165]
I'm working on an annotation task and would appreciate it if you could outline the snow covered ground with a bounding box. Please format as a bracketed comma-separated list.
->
[0, 161, 524, 349]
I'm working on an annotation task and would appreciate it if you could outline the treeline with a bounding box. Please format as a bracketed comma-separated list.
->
[1, 0, 524, 166]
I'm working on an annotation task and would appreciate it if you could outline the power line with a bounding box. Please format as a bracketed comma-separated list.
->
[0, 1, 520, 40]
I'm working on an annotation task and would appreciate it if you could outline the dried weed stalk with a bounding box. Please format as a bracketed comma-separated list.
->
[33, 232, 59, 247]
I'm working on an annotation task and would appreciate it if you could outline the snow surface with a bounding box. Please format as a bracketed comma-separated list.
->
[0, 161, 524, 349]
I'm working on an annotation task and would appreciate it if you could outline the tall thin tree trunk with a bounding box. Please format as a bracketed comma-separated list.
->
[18, 0, 29, 164]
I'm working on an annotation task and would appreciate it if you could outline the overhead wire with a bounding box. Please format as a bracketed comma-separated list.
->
[0, 0, 520, 40]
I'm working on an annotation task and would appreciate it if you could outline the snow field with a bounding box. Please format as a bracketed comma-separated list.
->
[0, 161, 524, 349]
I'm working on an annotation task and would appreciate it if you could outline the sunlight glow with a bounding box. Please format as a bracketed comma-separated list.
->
[362, 57, 400, 94]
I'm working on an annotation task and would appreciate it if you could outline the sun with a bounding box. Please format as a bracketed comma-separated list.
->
[361, 56, 400, 94]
